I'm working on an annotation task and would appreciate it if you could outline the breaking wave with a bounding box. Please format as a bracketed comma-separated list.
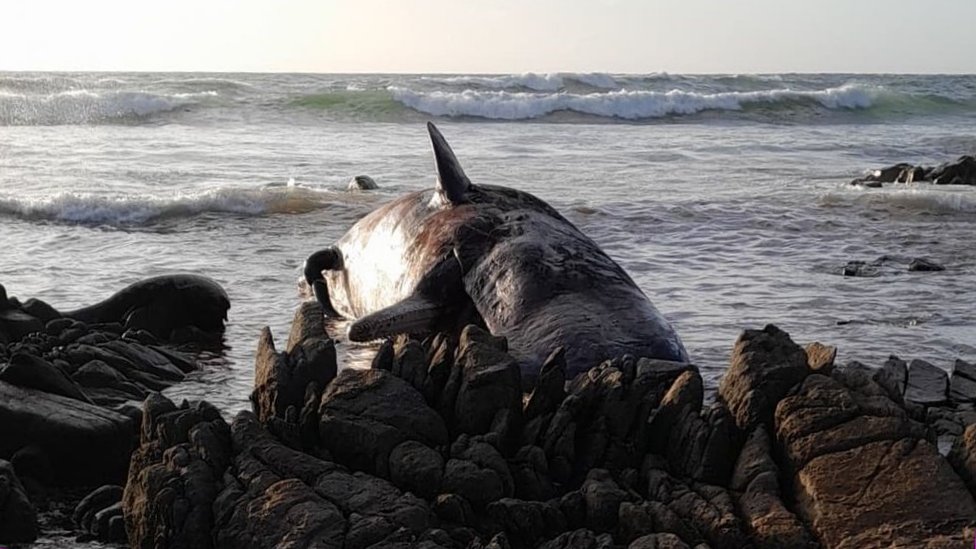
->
[0, 89, 217, 125]
[0, 185, 337, 226]
[389, 84, 885, 120]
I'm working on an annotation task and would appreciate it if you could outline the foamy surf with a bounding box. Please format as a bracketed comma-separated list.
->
[389, 84, 881, 120]
[421, 72, 621, 91]
[821, 185, 976, 215]
[0, 185, 339, 226]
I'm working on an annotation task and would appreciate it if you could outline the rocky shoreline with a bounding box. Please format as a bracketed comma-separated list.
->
[3, 283, 976, 547]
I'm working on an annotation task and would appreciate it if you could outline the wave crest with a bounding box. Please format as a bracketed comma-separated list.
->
[0, 89, 217, 126]
[0, 186, 334, 226]
[389, 84, 879, 120]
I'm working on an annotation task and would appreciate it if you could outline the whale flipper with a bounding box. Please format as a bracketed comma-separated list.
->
[428, 122, 470, 205]
[347, 251, 468, 341]
[346, 292, 445, 341]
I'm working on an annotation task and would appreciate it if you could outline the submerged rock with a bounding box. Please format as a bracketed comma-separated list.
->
[851, 155, 976, 187]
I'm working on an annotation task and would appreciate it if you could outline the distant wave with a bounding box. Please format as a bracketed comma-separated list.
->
[0, 186, 336, 226]
[389, 84, 882, 120]
[422, 72, 621, 91]
[0, 89, 217, 125]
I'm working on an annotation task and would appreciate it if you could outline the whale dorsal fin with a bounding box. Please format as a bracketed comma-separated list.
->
[428, 122, 470, 205]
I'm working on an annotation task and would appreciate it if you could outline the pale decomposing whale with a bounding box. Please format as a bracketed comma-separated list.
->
[304, 122, 687, 380]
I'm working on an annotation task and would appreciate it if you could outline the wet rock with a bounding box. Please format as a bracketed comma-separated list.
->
[0, 380, 136, 486]
[841, 260, 879, 277]
[634, 459, 748, 549]
[775, 373, 976, 547]
[0, 308, 44, 340]
[442, 434, 514, 507]
[0, 352, 92, 403]
[872, 355, 908, 403]
[21, 297, 61, 323]
[951, 365, 976, 404]
[904, 358, 948, 405]
[487, 498, 567, 547]
[252, 309, 337, 434]
[718, 324, 810, 433]
[580, 469, 631, 533]
[930, 154, 976, 185]
[124, 394, 230, 549]
[452, 325, 522, 443]
[348, 174, 379, 190]
[908, 257, 945, 272]
[319, 369, 447, 477]
[0, 459, 38, 544]
[65, 274, 230, 342]
[730, 427, 816, 548]
[537, 529, 615, 549]
[74, 484, 124, 535]
[509, 445, 555, 501]
[389, 440, 444, 499]
[804, 341, 836, 374]
[627, 533, 690, 549]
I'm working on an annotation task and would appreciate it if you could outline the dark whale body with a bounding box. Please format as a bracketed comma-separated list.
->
[305, 123, 687, 380]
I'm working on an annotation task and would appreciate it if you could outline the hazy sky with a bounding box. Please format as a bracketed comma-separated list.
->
[3, 0, 975, 73]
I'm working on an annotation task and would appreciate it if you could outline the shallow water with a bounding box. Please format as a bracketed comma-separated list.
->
[1, 72, 975, 412]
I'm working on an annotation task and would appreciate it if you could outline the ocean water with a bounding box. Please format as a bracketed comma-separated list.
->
[1, 72, 975, 413]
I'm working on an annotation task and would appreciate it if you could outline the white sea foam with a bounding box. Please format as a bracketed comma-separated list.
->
[824, 185, 976, 214]
[390, 84, 879, 120]
[0, 89, 217, 125]
[0, 186, 332, 226]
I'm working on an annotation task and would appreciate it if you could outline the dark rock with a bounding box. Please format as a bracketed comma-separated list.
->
[904, 359, 948, 405]
[21, 297, 61, 323]
[951, 368, 976, 404]
[775, 373, 976, 547]
[730, 427, 816, 548]
[453, 325, 522, 442]
[348, 175, 379, 190]
[581, 469, 631, 533]
[389, 440, 444, 499]
[74, 484, 124, 533]
[124, 394, 230, 549]
[372, 338, 395, 371]
[442, 435, 514, 507]
[636, 459, 748, 549]
[509, 445, 555, 501]
[99, 340, 186, 382]
[955, 358, 976, 381]
[524, 348, 567, 421]
[537, 529, 615, 549]
[718, 324, 809, 432]
[872, 355, 908, 403]
[930, 155, 976, 185]
[841, 260, 879, 277]
[45, 317, 75, 336]
[0, 459, 38, 544]
[433, 493, 475, 525]
[319, 369, 447, 477]
[0, 380, 136, 485]
[908, 258, 945, 272]
[252, 319, 337, 428]
[393, 336, 428, 393]
[65, 274, 230, 342]
[627, 533, 690, 549]
[0, 352, 92, 402]
[11, 444, 53, 485]
[0, 308, 44, 340]
[487, 498, 567, 547]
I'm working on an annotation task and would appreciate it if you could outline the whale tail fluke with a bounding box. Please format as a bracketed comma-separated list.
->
[427, 122, 471, 205]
